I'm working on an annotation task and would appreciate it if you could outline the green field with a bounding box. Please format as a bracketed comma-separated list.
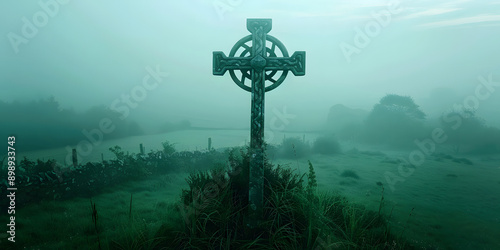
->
[2, 129, 499, 249]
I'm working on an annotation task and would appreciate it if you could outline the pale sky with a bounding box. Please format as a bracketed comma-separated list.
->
[1, 0, 500, 130]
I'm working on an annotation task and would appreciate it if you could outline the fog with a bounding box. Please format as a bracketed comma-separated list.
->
[3, 2, 500, 248]
[2, 0, 500, 146]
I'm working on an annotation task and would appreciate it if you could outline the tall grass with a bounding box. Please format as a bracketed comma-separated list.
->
[151, 148, 413, 249]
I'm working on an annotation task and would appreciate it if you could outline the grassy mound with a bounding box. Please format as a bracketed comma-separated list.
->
[152, 148, 413, 249]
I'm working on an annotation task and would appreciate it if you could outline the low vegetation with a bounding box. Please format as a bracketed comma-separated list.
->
[312, 134, 342, 155]
[150, 149, 411, 249]
[2, 142, 413, 249]
[3, 141, 228, 211]
[362, 94, 427, 148]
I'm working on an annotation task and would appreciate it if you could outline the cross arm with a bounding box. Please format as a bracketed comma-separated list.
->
[213, 52, 252, 76]
[266, 51, 306, 76]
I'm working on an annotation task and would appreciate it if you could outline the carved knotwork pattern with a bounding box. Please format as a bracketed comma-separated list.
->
[212, 18, 305, 228]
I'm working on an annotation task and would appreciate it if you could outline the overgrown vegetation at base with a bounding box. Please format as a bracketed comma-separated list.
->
[1, 141, 228, 211]
[2, 143, 413, 249]
[153, 148, 413, 249]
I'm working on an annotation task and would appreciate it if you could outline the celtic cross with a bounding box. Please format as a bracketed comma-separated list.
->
[213, 18, 305, 227]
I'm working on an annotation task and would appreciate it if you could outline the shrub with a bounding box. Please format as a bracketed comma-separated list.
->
[276, 136, 311, 158]
[340, 170, 360, 179]
[362, 94, 427, 148]
[441, 109, 500, 154]
[152, 148, 412, 249]
[161, 140, 176, 155]
[312, 135, 341, 155]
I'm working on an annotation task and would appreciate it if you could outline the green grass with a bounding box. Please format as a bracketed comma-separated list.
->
[3, 147, 413, 249]
[150, 148, 412, 249]
[0, 173, 188, 249]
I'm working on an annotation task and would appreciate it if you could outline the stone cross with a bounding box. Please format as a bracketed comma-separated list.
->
[213, 18, 305, 227]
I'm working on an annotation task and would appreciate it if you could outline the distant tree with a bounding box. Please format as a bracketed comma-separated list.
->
[378, 94, 426, 120]
[312, 134, 341, 155]
[325, 104, 367, 141]
[0, 97, 78, 150]
[276, 137, 311, 158]
[161, 140, 176, 155]
[363, 94, 427, 147]
[441, 108, 500, 154]
[0, 97, 144, 151]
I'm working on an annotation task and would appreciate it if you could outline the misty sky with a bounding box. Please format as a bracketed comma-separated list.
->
[2, 0, 500, 130]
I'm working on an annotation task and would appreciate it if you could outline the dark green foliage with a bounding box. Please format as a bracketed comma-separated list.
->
[109, 145, 153, 177]
[312, 134, 341, 155]
[306, 161, 318, 247]
[441, 109, 500, 154]
[109, 145, 126, 162]
[3, 141, 229, 211]
[161, 140, 176, 155]
[174, 147, 308, 247]
[362, 94, 427, 148]
[6, 143, 413, 249]
[307, 161, 317, 194]
[20, 157, 57, 175]
[275, 136, 311, 158]
[326, 104, 367, 140]
[379, 94, 426, 120]
[154, 149, 412, 249]
[340, 170, 360, 179]
[0, 97, 144, 151]
[90, 199, 102, 249]
[112, 225, 160, 249]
